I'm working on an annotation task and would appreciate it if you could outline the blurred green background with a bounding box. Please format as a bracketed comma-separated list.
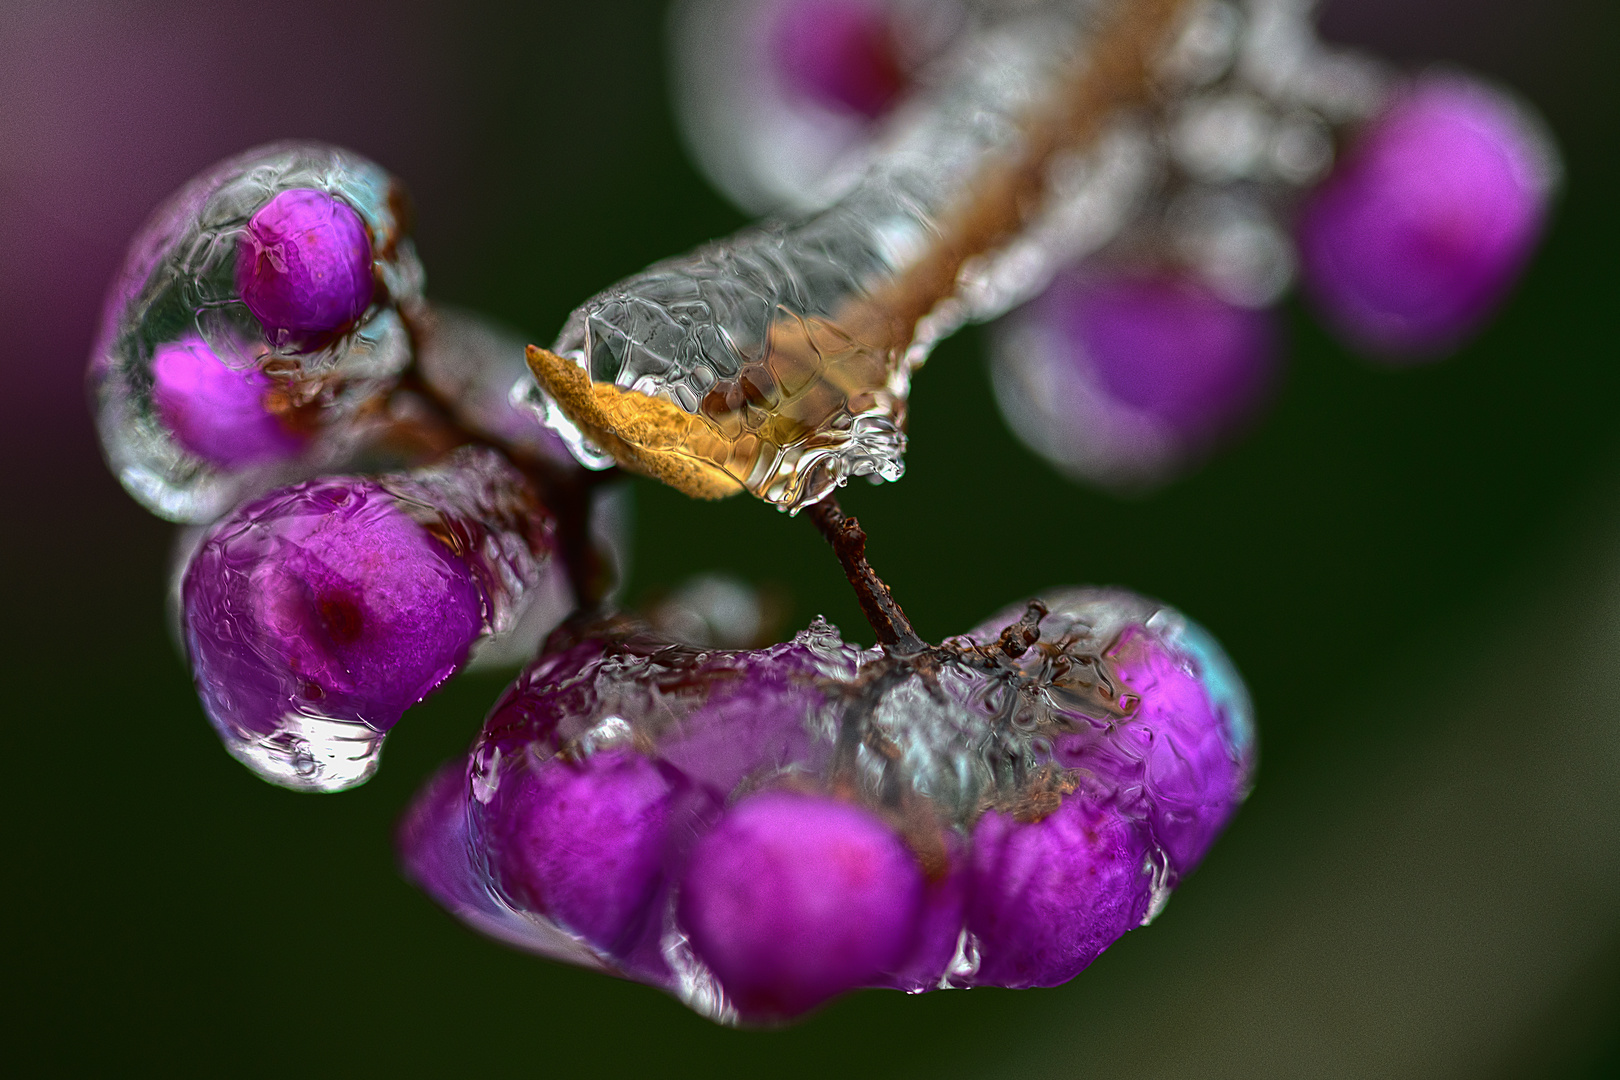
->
[2, 0, 1618, 1074]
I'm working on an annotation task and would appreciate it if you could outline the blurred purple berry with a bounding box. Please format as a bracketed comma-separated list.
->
[486, 749, 686, 954]
[1298, 73, 1559, 358]
[237, 188, 375, 346]
[992, 270, 1279, 490]
[967, 792, 1153, 989]
[771, 0, 907, 119]
[678, 790, 925, 1020]
[150, 333, 305, 468]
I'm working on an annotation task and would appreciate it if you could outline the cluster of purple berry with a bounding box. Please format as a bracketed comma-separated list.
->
[675, 0, 1559, 490]
[399, 590, 1253, 1023]
[92, 144, 590, 790]
[87, 0, 1554, 1027]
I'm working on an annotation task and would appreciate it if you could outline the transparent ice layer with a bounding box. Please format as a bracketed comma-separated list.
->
[90, 142, 426, 523]
[182, 447, 569, 792]
[401, 586, 1255, 1023]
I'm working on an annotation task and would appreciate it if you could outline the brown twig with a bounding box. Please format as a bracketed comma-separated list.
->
[805, 494, 924, 652]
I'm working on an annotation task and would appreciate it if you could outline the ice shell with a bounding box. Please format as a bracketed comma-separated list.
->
[151, 333, 306, 468]
[1297, 72, 1559, 359]
[966, 793, 1153, 989]
[237, 189, 375, 345]
[990, 269, 1280, 492]
[90, 141, 425, 522]
[678, 790, 927, 1021]
[484, 749, 693, 954]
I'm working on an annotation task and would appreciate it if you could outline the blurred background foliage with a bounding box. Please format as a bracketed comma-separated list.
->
[1, 0, 1617, 1074]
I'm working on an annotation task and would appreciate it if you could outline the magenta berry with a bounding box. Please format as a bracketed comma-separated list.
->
[150, 334, 305, 468]
[967, 793, 1154, 988]
[183, 447, 562, 791]
[771, 0, 907, 120]
[486, 749, 686, 954]
[1298, 74, 1558, 358]
[401, 589, 1255, 1023]
[679, 790, 926, 1020]
[237, 188, 375, 346]
[184, 479, 485, 783]
[91, 143, 422, 522]
[992, 270, 1279, 490]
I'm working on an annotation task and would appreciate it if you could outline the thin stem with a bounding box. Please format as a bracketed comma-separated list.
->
[805, 495, 924, 652]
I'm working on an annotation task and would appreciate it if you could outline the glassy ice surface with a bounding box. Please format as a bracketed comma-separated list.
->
[991, 269, 1279, 491]
[539, 0, 1388, 510]
[90, 142, 426, 523]
[400, 586, 1255, 1023]
[182, 447, 568, 792]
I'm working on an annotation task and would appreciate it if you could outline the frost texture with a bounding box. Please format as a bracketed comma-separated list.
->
[90, 142, 426, 522]
[400, 586, 1255, 1022]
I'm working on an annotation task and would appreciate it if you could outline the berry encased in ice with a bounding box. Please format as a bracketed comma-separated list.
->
[404, 589, 1256, 1022]
[182, 448, 562, 792]
[967, 792, 1153, 989]
[237, 188, 375, 347]
[771, 0, 907, 119]
[184, 478, 484, 749]
[485, 749, 689, 955]
[678, 790, 926, 1021]
[150, 333, 306, 468]
[1297, 73, 1558, 358]
[89, 142, 423, 522]
[991, 269, 1279, 491]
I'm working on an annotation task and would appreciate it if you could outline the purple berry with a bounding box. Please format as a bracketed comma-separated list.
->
[771, 0, 907, 120]
[237, 188, 375, 346]
[678, 790, 925, 1021]
[185, 479, 483, 729]
[183, 447, 562, 791]
[403, 590, 1254, 1022]
[1297, 73, 1558, 358]
[967, 792, 1153, 989]
[485, 749, 686, 954]
[992, 270, 1279, 490]
[1084, 625, 1250, 876]
[150, 334, 306, 468]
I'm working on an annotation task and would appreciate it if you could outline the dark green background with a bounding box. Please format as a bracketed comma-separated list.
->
[3, 0, 1618, 1074]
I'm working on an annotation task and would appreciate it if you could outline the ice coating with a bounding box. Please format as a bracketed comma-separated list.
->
[90, 141, 426, 522]
[544, 0, 1398, 509]
[400, 586, 1255, 1023]
[529, 0, 1198, 509]
[182, 447, 566, 792]
[990, 269, 1279, 491]
[1297, 73, 1559, 358]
